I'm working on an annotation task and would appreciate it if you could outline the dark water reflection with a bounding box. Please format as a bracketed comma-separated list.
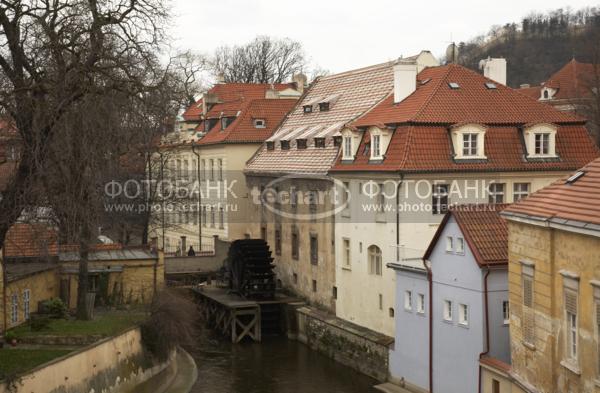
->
[188, 333, 378, 393]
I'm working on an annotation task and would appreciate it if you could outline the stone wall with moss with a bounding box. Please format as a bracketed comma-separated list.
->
[295, 306, 393, 381]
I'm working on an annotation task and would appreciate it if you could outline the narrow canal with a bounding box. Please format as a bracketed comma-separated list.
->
[188, 331, 379, 393]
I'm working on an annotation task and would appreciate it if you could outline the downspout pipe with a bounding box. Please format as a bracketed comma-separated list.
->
[395, 173, 404, 261]
[478, 267, 492, 393]
[424, 259, 433, 393]
[191, 143, 202, 251]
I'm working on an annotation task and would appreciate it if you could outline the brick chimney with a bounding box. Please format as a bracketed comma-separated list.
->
[480, 57, 507, 85]
[393, 59, 418, 104]
[292, 73, 307, 94]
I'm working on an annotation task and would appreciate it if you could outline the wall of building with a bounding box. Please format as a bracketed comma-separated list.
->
[62, 255, 164, 309]
[390, 268, 429, 391]
[508, 220, 600, 393]
[1, 268, 60, 331]
[0, 327, 175, 393]
[333, 171, 560, 338]
[246, 175, 337, 312]
[295, 306, 392, 382]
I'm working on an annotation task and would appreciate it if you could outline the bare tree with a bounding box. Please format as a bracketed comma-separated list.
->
[212, 36, 306, 83]
[0, 0, 185, 319]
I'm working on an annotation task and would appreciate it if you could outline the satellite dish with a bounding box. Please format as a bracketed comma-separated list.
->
[446, 43, 459, 64]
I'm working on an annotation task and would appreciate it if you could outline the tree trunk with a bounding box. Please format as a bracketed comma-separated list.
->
[76, 241, 92, 320]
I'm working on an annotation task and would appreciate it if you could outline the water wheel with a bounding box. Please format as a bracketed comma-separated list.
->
[227, 239, 275, 300]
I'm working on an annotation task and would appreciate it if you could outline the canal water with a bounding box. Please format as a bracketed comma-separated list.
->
[188, 332, 379, 393]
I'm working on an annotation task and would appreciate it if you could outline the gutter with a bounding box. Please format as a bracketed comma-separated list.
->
[191, 144, 203, 250]
[478, 267, 491, 393]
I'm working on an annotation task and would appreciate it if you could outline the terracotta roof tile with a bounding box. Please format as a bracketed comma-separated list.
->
[4, 223, 59, 258]
[425, 204, 509, 267]
[197, 98, 297, 145]
[544, 59, 597, 100]
[503, 157, 600, 227]
[246, 62, 395, 175]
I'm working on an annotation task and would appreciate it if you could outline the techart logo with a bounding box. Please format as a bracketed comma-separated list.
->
[251, 174, 350, 221]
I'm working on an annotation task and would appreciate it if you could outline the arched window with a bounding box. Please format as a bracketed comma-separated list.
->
[543, 90, 549, 99]
[368, 245, 382, 276]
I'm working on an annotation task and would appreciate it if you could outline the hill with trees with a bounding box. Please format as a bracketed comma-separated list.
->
[457, 7, 600, 87]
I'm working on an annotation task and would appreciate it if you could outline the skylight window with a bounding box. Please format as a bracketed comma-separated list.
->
[420, 78, 431, 85]
[303, 105, 313, 113]
[485, 82, 497, 89]
[566, 171, 585, 184]
[448, 82, 460, 89]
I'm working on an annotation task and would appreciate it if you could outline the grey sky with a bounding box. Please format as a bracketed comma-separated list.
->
[170, 0, 596, 74]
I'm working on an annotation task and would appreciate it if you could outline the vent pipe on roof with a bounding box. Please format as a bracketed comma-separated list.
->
[393, 59, 418, 104]
[479, 57, 507, 85]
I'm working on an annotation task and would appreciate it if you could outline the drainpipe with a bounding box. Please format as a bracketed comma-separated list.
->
[478, 267, 491, 393]
[191, 143, 202, 251]
[395, 173, 404, 261]
[424, 258, 433, 393]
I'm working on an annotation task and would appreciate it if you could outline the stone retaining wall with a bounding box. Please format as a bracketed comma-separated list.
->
[0, 327, 173, 393]
[295, 306, 393, 382]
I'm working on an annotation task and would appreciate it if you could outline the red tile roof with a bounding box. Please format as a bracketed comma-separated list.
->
[503, 157, 600, 228]
[354, 64, 580, 126]
[331, 63, 598, 174]
[196, 98, 297, 145]
[4, 223, 59, 258]
[182, 83, 296, 122]
[332, 124, 599, 173]
[514, 60, 598, 102]
[424, 204, 509, 267]
[246, 61, 395, 175]
[544, 59, 597, 100]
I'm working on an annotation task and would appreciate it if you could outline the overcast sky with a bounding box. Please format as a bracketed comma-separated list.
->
[170, 0, 597, 75]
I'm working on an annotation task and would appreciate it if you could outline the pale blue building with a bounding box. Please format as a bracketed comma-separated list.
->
[388, 204, 510, 393]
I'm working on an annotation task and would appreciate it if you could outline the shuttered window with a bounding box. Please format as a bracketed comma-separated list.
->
[564, 289, 578, 360]
[522, 270, 535, 345]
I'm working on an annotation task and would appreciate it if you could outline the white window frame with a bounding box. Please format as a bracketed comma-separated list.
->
[368, 245, 382, 276]
[513, 182, 530, 202]
[446, 236, 454, 253]
[10, 293, 18, 324]
[524, 124, 557, 158]
[443, 299, 453, 322]
[371, 134, 382, 159]
[342, 135, 353, 159]
[456, 237, 465, 254]
[459, 303, 469, 326]
[343, 238, 351, 267]
[254, 118, 266, 128]
[488, 183, 505, 204]
[23, 289, 31, 320]
[562, 275, 580, 366]
[404, 290, 413, 311]
[417, 293, 426, 314]
[451, 124, 487, 159]
[217, 158, 223, 181]
[502, 300, 510, 325]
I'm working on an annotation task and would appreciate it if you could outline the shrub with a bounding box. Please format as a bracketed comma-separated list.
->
[39, 298, 68, 319]
[141, 289, 198, 361]
[4, 330, 17, 343]
[29, 315, 51, 331]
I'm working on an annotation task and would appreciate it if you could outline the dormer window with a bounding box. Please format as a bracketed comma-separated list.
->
[221, 116, 235, 130]
[524, 123, 557, 158]
[462, 133, 479, 157]
[451, 124, 486, 159]
[372, 134, 381, 159]
[254, 119, 266, 128]
[315, 138, 326, 148]
[297, 139, 307, 149]
[333, 136, 342, 147]
[303, 105, 313, 113]
[543, 90, 549, 99]
[534, 133, 550, 155]
[319, 102, 330, 112]
[266, 141, 275, 150]
[205, 118, 218, 132]
[281, 140, 290, 150]
[342, 136, 353, 159]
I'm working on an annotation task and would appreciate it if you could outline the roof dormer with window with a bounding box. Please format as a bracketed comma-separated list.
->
[368, 126, 392, 162]
[450, 124, 487, 160]
[540, 86, 557, 101]
[523, 123, 558, 159]
[341, 128, 361, 161]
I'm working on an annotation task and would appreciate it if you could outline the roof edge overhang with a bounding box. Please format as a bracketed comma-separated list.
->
[501, 211, 600, 238]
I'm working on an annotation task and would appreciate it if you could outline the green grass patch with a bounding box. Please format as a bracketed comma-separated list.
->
[11, 310, 148, 338]
[0, 349, 71, 377]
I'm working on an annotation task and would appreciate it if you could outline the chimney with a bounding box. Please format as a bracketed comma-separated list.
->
[216, 72, 225, 84]
[480, 57, 506, 85]
[292, 73, 307, 94]
[393, 59, 418, 104]
[520, 83, 530, 89]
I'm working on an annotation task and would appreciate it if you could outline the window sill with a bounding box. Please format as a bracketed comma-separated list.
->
[341, 211, 351, 218]
[522, 341, 536, 351]
[560, 360, 581, 376]
[458, 322, 469, 329]
[341, 266, 352, 271]
[442, 319, 453, 325]
[404, 308, 412, 313]
[417, 311, 426, 317]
